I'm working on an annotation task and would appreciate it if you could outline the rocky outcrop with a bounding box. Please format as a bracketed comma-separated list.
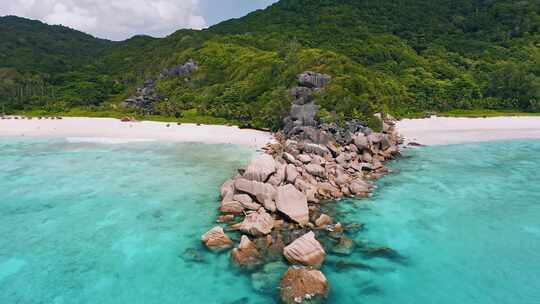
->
[121, 79, 159, 114]
[202, 71, 402, 303]
[122, 59, 197, 114]
[159, 59, 198, 79]
[283, 72, 331, 140]
[201, 226, 233, 252]
[280, 267, 330, 304]
[283, 231, 326, 267]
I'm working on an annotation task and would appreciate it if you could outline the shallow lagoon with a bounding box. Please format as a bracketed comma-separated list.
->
[1, 138, 539, 303]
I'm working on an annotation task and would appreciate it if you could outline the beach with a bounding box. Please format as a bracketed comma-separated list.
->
[0, 117, 274, 149]
[398, 116, 540, 145]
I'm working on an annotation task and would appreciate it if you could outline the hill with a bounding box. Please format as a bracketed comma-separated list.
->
[1, 1, 539, 129]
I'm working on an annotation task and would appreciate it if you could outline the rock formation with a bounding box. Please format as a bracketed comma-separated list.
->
[201, 71, 402, 303]
[122, 59, 198, 114]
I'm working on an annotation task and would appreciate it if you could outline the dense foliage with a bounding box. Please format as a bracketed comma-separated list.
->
[1, 0, 539, 129]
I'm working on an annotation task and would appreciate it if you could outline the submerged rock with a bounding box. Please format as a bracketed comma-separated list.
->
[280, 267, 330, 304]
[181, 247, 206, 263]
[251, 261, 288, 295]
[283, 231, 326, 267]
[231, 235, 262, 269]
[201, 226, 233, 252]
[315, 214, 333, 228]
[331, 236, 355, 256]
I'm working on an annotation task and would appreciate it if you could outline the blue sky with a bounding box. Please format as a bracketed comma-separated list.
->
[200, 0, 277, 26]
[1, 0, 279, 41]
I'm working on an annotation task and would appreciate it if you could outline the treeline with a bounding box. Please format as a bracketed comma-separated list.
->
[0, 0, 539, 128]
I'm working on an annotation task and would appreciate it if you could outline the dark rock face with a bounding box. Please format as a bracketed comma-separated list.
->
[121, 59, 198, 114]
[159, 59, 198, 79]
[283, 72, 332, 144]
[283, 71, 370, 146]
[121, 79, 158, 114]
[297, 71, 331, 89]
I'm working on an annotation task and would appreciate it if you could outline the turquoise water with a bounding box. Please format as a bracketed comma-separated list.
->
[0, 139, 265, 304]
[1, 138, 539, 304]
[328, 140, 540, 304]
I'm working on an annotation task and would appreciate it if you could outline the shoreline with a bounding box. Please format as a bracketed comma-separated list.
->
[0, 116, 274, 150]
[398, 116, 540, 146]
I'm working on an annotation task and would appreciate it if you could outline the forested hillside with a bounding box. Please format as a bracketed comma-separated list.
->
[1, 0, 539, 129]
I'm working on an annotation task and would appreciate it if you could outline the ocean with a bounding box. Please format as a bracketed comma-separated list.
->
[0, 138, 538, 303]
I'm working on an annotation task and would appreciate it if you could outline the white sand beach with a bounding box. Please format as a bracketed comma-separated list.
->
[398, 116, 540, 145]
[0, 117, 274, 149]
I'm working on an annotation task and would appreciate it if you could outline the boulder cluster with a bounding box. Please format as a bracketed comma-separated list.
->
[201, 72, 401, 303]
[121, 59, 198, 114]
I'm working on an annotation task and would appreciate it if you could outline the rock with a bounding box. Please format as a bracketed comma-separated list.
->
[182, 248, 206, 263]
[315, 214, 333, 228]
[286, 164, 300, 184]
[251, 262, 289, 295]
[234, 194, 253, 205]
[331, 236, 355, 256]
[234, 194, 261, 210]
[317, 182, 341, 199]
[283, 231, 326, 267]
[334, 169, 350, 186]
[289, 103, 319, 128]
[335, 152, 351, 166]
[329, 223, 344, 239]
[354, 133, 369, 150]
[305, 164, 325, 178]
[280, 268, 330, 304]
[381, 134, 393, 150]
[361, 150, 373, 162]
[368, 133, 383, 145]
[297, 71, 332, 88]
[234, 178, 276, 212]
[297, 154, 312, 164]
[291, 86, 314, 104]
[217, 215, 235, 223]
[231, 235, 262, 269]
[220, 200, 244, 214]
[221, 179, 235, 198]
[301, 143, 330, 156]
[231, 209, 274, 236]
[310, 155, 325, 166]
[283, 152, 297, 164]
[349, 179, 371, 195]
[159, 58, 198, 79]
[201, 226, 233, 252]
[268, 163, 286, 186]
[276, 184, 309, 226]
[243, 154, 276, 182]
[360, 246, 402, 260]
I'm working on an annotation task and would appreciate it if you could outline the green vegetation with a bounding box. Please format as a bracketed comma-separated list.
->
[1, 0, 539, 129]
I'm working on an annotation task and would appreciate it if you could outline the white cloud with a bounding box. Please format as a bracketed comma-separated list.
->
[1, 0, 207, 40]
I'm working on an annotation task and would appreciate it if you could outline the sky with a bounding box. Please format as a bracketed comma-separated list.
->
[0, 0, 278, 41]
